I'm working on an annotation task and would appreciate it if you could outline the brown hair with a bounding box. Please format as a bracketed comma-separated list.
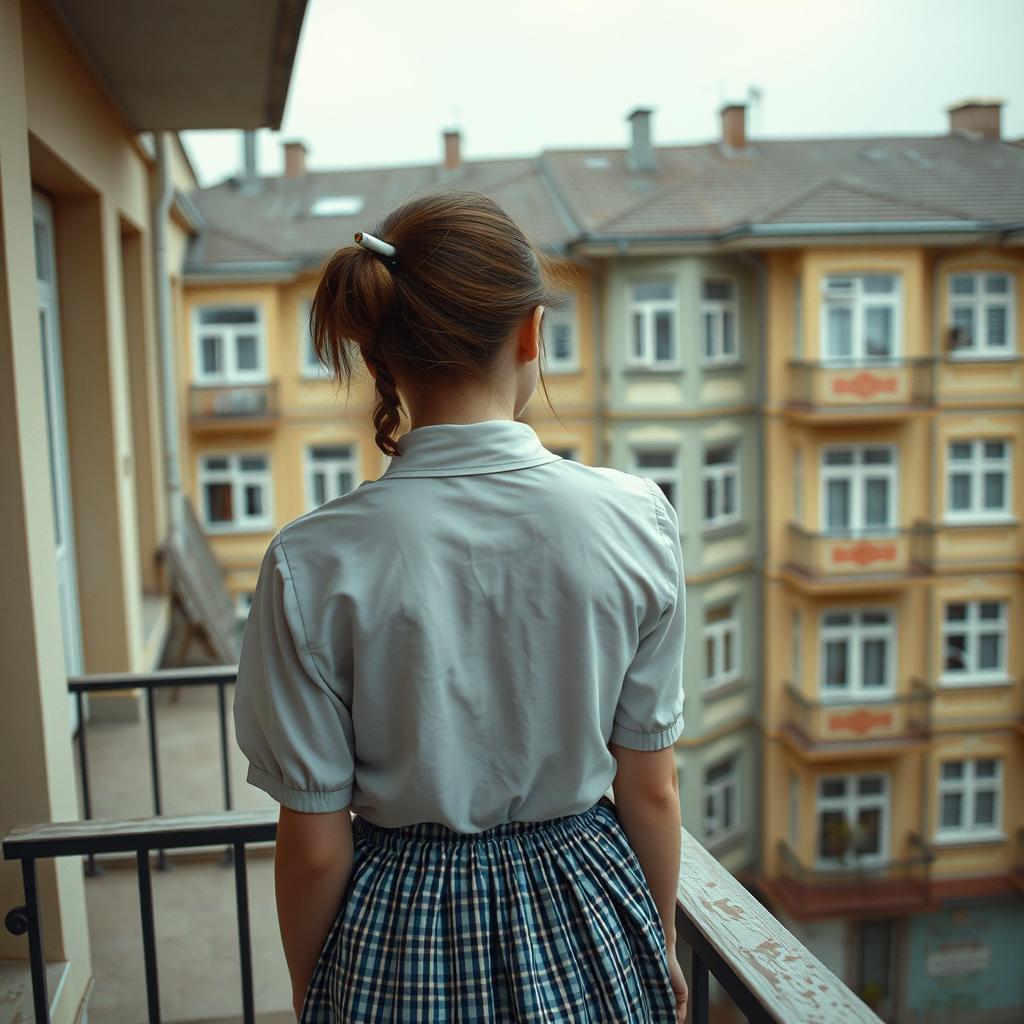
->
[308, 189, 573, 458]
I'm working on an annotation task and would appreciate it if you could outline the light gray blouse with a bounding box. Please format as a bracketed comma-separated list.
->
[232, 418, 686, 832]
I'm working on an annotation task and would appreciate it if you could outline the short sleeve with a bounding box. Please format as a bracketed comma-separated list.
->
[232, 536, 355, 813]
[609, 480, 686, 751]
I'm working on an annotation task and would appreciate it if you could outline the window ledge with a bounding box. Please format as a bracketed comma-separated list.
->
[622, 364, 684, 375]
[705, 827, 749, 857]
[937, 676, 1014, 690]
[932, 831, 1006, 849]
[543, 364, 582, 375]
[700, 359, 744, 372]
[940, 516, 1018, 529]
[944, 352, 1021, 363]
[702, 519, 746, 541]
[702, 677, 747, 704]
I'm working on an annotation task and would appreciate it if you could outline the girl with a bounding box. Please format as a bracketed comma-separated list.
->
[232, 190, 689, 1022]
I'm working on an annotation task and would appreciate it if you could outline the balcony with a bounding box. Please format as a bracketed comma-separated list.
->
[784, 522, 931, 590]
[781, 681, 932, 759]
[769, 836, 934, 918]
[1, 668, 887, 1024]
[785, 357, 934, 422]
[188, 381, 279, 432]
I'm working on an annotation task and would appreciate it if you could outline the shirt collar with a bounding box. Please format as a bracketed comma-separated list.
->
[378, 419, 563, 480]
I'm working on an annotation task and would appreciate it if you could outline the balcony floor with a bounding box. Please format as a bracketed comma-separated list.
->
[74, 682, 295, 1023]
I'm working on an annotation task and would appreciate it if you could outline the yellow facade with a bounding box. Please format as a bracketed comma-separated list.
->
[761, 243, 1024, 919]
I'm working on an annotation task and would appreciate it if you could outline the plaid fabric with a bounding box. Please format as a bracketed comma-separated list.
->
[299, 795, 677, 1022]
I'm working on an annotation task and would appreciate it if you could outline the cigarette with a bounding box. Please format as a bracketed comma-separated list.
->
[354, 232, 396, 258]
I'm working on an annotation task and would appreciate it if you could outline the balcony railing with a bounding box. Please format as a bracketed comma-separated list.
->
[188, 381, 279, 429]
[775, 836, 934, 917]
[782, 679, 932, 753]
[68, 665, 239, 875]
[786, 357, 934, 413]
[786, 522, 932, 581]
[3, 806, 885, 1024]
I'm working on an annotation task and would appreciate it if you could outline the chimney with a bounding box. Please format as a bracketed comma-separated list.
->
[720, 103, 747, 151]
[239, 129, 261, 195]
[283, 139, 308, 178]
[626, 108, 657, 173]
[443, 129, 462, 173]
[947, 98, 1003, 141]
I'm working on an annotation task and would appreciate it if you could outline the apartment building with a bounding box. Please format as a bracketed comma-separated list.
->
[181, 98, 1023, 1021]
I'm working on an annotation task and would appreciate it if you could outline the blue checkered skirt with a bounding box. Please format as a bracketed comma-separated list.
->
[298, 794, 677, 1022]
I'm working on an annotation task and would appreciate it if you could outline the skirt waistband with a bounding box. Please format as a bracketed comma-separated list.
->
[352, 795, 615, 851]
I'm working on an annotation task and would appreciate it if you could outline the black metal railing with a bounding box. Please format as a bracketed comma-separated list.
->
[69, 665, 238, 874]
[3, 808, 884, 1024]
[3, 811, 276, 1024]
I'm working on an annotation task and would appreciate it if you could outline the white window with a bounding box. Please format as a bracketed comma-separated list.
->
[627, 281, 678, 367]
[819, 609, 895, 698]
[948, 272, 1015, 356]
[704, 757, 740, 842]
[193, 306, 265, 384]
[704, 601, 740, 688]
[946, 439, 1012, 520]
[701, 279, 739, 364]
[821, 445, 897, 533]
[300, 298, 329, 379]
[937, 758, 1002, 839]
[631, 448, 679, 511]
[306, 444, 357, 510]
[543, 297, 578, 372]
[198, 454, 272, 532]
[941, 600, 1008, 683]
[816, 773, 889, 868]
[821, 274, 901, 363]
[703, 443, 739, 528]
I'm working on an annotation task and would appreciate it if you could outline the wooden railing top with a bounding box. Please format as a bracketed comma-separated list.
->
[676, 827, 882, 1023]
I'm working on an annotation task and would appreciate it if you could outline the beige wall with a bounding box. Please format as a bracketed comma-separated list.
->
[1, 0, 188, 1012]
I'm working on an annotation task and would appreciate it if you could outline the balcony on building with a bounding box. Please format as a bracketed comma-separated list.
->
[785, 522, 931, 591]
[188, 380, 280, 432]
[785, 356, 934, 423]
[768, 833, 934, 917]
[781, 679, 932, 759]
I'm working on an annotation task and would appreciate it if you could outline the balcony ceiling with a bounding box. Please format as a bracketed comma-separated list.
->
[45, 0, 307, 130]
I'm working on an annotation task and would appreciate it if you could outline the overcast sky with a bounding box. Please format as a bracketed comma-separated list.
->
[182, 0, 1024, 187]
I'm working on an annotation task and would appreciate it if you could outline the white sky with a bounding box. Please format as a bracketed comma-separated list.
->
[182, 0, 1024, 187]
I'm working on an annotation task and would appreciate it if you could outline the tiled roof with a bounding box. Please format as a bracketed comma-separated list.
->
[185, 132, 1024, 272]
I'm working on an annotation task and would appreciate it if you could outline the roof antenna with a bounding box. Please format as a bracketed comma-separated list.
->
[747, 84, 764, 136]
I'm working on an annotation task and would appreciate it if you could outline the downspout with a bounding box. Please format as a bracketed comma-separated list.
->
[738, 249, 768, 878]
[153, 131, 184, 542]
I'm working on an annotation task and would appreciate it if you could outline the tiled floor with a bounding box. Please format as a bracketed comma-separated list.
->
[75, 682, 295, 1023]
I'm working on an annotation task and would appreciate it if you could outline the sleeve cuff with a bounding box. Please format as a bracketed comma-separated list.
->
[609, 709, 684, 751]
[245, 763, 353, 813]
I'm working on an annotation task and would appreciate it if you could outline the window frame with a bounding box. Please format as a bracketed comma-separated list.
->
[625, 280, 680, 370]
[817, 607, 896, 700]
[704, 755, 741, 843]
[703, 600, 741, 690]
[944, 438, 1013, 522]
[197, 452, 273, 533]
[939, 599, 1009, 686]
[304, 443, 358, 512]
[700, 277, 741, 366]
[820, 443, 899, 534]
[702, 441, 741, 529]
[815, 772, 890, 870]
[935, 758, 1003, 841]
[192, 304, 267, 385]
[819, 273, 903, 365]
[946, 271, 1016, 358]
[542, 296, 580, 374]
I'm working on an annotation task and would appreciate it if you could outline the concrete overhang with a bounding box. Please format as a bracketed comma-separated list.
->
[45, 0, 308, 130]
